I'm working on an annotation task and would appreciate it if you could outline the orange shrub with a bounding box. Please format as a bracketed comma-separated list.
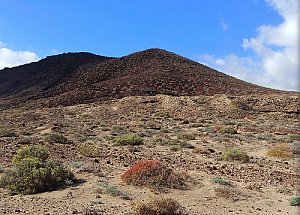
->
[121, 160, 187, 191]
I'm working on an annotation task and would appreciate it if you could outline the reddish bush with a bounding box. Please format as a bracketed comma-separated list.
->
[214, 125, 224, 132]
[121, 160, 187, 192]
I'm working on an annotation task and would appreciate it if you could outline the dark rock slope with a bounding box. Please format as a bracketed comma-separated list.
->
[0, 48, 282, 107]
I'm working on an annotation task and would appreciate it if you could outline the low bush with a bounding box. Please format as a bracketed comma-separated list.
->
[0, 129, 18, 137]
[13, 145, 49, 164]
[267, 143, 293, 158]
[121, 160, 187, 192]
[289, 196, 300, 206]
[79, 145, 102, 158]
[177, 133, 196, 140]
[219, 127, 237, 135]
[132, 198, 187, 215]
[210, 177, 232, 186]
[0, 145, 74, 194]
[114, 133, 143, 146]
[222, 148, 249, 162]
[95, 181, 131, 200]
[45, 133, 70, 144]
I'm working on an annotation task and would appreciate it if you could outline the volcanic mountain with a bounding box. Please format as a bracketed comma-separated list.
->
[0, 48, 281, 107]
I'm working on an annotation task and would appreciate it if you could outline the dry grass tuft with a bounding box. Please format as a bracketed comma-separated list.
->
[267, 143, 293, 158]
[132, 198, 187, 215]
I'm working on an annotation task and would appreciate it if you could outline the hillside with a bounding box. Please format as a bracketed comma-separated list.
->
[0, 48, 282, 107]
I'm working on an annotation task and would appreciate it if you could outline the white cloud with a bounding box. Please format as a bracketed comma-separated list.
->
[220, 19, 229, 31]
[200, 0, 299, 91]
[0, 43, 39, 69]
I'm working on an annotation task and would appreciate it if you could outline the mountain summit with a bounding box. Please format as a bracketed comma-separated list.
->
[0, 48, 281, 107]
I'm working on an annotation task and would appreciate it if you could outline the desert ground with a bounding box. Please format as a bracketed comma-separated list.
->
[0, 94, 299, 215]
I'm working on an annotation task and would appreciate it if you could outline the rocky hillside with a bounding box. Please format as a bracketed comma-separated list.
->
[0, 48, 284, 107]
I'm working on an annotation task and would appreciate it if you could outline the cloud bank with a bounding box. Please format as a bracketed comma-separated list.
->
[0, 43, 39, 70]
[200, 0, 299, 91]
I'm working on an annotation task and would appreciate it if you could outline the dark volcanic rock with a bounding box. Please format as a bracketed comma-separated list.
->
[0, 48, 283, 107]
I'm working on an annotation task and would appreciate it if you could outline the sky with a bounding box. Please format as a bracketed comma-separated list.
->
[0, 0, 299, 91]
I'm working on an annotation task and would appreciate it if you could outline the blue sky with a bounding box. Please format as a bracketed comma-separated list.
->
[0, 0, 298, 91]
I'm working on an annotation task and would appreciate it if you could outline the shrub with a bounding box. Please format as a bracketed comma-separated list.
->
[0, 129, 18, 137]
[17, 137, 32, 145]
[83, 207, 102, 215]
[267, 143, 293, 158]
[132, 198, 187, 215]
[289, 196, 300, 206]
[222, 148, 249, 162]
[210, 177, 232, 186]
[121, 160, 187, 192]
[13, 145, 49, 164]
[177, 133, 196, 140]
[46, 133, 70, 144]
[219, 127, 237, 135]
[214, 187, 242, 201]
[114, 133, 143, 146]
[0, 145, 74, 194]
[79, 145, 102, 158]
[96, 181, 131, 200]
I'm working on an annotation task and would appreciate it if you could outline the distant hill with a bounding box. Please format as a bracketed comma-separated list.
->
[0, 48, 283, 107]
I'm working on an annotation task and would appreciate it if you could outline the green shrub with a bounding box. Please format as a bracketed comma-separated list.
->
[114, 133, 143, 146]
[0, 145, 74, 194]
[289, 196, 300, 206]
[79, 145, 102, 158]
[13, 145, 49, 164]
[96, 181, 131, 200]
[210, 177, 232, 186]
[219, 127, 237, 135]
[222, 148, 249, 162]
[46, 133, 70, 144]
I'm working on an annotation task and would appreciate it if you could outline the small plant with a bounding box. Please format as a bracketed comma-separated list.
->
[219, 127, 237, 135]
[289, 196, 300, 206]
[83, 207, 102, 215]
[210, 177, 232, 186]
[0, 145, 74, 194]
[114, 133, 143, 146]
[17, 137, 32, 145]
[96, 181, 131, 200]
[121, 160, 187, 192]
[68, 161, 90, 172]
[192, 147, 208, 154]
[46, 133, 70, 144]
[222, 148, 249, 162]
[170, 145, 181, 152]
[177, 133, 196, 140]
[0, 129, 18, 137]
[79, 145, 102, 157]
[214, 187, 243, 201]
[19, 130, 33, 136]
[132, 198, 187, 215]
[267, 143, 293, 158]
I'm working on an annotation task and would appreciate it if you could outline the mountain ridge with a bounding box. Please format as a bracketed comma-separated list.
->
[0, 48, 287, 108]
